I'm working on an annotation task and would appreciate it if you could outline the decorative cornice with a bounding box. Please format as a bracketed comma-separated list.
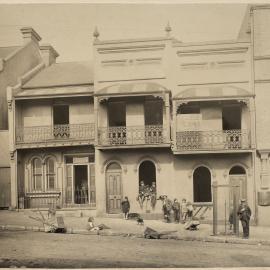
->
[177, 47, 249, 57]
[97, 44, 165, 54]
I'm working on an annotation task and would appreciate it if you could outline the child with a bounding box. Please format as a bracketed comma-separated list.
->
[229, 208, 234, 230]
[186, 202, 194, 221]
[181, 198, 188, 222]
[172, 199, 181, 223]
[121, 196, 130, 220]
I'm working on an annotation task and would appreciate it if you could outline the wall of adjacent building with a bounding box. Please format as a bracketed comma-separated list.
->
[252, 6, 270, 225]
[0, 42, 42, 130]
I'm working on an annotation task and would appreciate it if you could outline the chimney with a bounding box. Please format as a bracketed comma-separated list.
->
[39, 44, 59, 67]
[20, 27, 42, 45]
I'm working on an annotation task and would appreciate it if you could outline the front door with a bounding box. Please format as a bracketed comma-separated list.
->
[229, 175, 247, 208]
[106, 163, 122, 213]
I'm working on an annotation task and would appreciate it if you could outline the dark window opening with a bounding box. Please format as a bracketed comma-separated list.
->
[178, 105, 200, 114]
[144, 100, 163, 125]
[108, 102, 126, 127]
[139, 160, 156, 187]
[193, 166, 212, 202]
[53, 105, 69, 125]
[53, 105, 70, 138]
[222, 106, 241, 130]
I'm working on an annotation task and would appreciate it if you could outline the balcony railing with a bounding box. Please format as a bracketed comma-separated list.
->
[175, 129, 250, 151]
[16, 123, 95, 145]
[98, 125, 168, 146]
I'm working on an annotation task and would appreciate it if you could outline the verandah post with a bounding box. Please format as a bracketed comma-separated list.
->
[212, 181, 218, 236]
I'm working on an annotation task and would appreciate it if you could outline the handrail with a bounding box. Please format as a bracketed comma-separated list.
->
[16, 123, 95, 144]
[98, 125, 168, 146]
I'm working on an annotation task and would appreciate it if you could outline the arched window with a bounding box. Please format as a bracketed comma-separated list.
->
[46, 158, 56, 190]
[229, 166, 245, 175]
[193, 166, 212, 202]
[139, 160, 156, 187]
[32, 158, 42, 191]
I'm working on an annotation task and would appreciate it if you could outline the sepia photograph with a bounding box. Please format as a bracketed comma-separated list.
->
[1, 0, 270, 268]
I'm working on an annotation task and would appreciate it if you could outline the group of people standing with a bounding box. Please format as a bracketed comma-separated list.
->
[161, 197, 194, 223]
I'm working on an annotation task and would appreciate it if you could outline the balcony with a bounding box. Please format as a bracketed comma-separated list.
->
[98, 125, 169, 148]
[175, 129, 251, 153]
[16, 123, 95, 148]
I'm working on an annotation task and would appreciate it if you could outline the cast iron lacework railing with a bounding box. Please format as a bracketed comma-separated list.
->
[16, 123, 95, 144]
[98, 125, 168, 146]
[176, 129, 250, 151]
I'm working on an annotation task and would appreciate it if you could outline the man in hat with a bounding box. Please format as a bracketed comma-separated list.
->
[237, 199, 252, 239]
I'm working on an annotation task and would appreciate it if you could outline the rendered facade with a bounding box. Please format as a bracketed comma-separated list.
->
[4, 5, 270, 225]
[0, 27, 45, 208]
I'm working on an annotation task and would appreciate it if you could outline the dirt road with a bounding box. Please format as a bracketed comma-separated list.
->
[1, 231, 270, 268]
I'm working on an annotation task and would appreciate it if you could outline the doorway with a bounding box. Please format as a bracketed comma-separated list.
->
[108, 101, 126, 144]
[193, 166, 212, 202]
[106, 162, 122, 213]
[229, 166, 247, 207]
[144, 100, 163, 143]
[74, 165, 88, 204]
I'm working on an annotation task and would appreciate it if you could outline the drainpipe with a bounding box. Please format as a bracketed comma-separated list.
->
[250, 7, 258, 225]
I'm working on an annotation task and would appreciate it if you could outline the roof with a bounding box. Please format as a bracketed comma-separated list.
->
[22, 61, 93, 88]
[174, 85, 253, 100]
[15, 85, 94, 99]
[0, 131, 10, 167]
[0, 46, 21, 59]
[96, 82, 169, 96]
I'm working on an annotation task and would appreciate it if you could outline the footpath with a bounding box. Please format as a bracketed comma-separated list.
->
[1, 210, 270, 246]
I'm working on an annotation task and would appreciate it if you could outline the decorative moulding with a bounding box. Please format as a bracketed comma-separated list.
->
[134, 155, 161, 173]
[223, 162, 251, 179]
[188, 162, 216, 179]
[101, 158, 127, 174]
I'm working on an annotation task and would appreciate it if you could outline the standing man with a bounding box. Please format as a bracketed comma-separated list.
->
[237, 199, 252, 239]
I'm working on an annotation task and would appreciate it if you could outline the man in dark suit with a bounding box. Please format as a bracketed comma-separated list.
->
[237, 199, 252, 239]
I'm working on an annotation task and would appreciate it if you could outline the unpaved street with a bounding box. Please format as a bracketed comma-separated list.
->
[1, 231, 270, 268]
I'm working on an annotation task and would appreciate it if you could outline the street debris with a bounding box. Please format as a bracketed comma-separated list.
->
[28, 209, 66, 233]
[144, 227, 177, 239]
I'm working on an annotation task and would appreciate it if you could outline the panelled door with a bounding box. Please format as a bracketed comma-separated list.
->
[229, 175, 247, 208]
[106, 163, 122, 213]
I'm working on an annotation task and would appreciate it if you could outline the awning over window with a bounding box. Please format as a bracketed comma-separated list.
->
[96, 82, 169, 96]
[173, 86, 253, 100]
[14, 86, 94, 99]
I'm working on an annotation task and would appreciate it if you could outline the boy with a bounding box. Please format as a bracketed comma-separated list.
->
[181, 198, 188, 222]
[121, 196, 130, 220]
[172, 199, 181, 223]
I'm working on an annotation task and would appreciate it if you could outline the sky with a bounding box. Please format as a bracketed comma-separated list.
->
[0, 3, 248, 62]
